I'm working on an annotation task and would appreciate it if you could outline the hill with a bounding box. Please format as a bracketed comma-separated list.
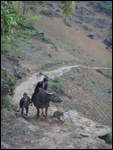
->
[1, 1, 112, 149]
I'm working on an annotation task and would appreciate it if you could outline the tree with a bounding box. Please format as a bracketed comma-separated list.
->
[1, 1, 75, 44]
[61, 1, 75, 17]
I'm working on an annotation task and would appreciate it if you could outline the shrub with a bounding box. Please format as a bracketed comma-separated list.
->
[1, 96, 12, 111]
[99, 133, 112, 144]
[92, 1, 112, 15]
[1, 70, 17, 86]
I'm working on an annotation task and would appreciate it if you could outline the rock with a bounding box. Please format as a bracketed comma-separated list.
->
[87, 33, 94, 39]
[53, 111, 63, 118]
[74, 20, 82, 24]
[48, 54, 52, 57]
[14, 105, 20, 112]
[14, 70, 22, 79]
[76, 4, 78, 9]
[55, 9, 60, 12]
[64, 21, 72, 27]
[1, 141, 10, 149]
[69, 76, 74, 80]
[47, 3, 54, 9]
[82, 25, 92, 31]
[107, 88, 112, 93]
[9, 88, 15, 97]
[1, 79, 10, 96]
[16, 61, 21, 66]
[42, 37, 50, 44]
[59, 110, 112, 136]
[27, 69, 30, 72]
[1, 63, 7, 70]
[103, 39, 112, 47]
[67, 95, 73, 100]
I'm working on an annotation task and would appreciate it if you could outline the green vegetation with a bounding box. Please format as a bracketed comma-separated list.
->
[48, 67, 78, 94]
[1, 1, 75, 44]
[1, 1, 40, 44]
[1, 96, 13, 111]
[91, 80, 96, 85]
[75, 109, 86, 118]
[104, 133, 112, 144]
[1, 70, 17, 86]
[99, 133, 112, 144]
[92, 1, 112, 15]
[96, 69, 112, 80]
[1, 43, 12, 52]
[49, 81, 63, 94]
[61, 1, 76, 17]
[12, 49, 25, 54]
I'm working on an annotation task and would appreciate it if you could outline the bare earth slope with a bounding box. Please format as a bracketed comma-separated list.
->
[1, 1, 112, 149]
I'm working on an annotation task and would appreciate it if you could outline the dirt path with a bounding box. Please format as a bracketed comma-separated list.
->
[12, 64, 112, 126]
[12, 65, 77, 103]
[1, 65, 112, 149]
[12, 65, 112, 105]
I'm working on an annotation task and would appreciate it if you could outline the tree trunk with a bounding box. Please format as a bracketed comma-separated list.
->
[23, 1, 27, 14]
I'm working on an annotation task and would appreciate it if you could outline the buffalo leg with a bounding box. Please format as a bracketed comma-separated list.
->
[45, 107, 48, 120]
[36, 107, 40, 117]
[41, 108, 44, 115]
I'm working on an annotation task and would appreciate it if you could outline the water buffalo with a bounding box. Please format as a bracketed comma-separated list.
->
[31, 90, 63, 120]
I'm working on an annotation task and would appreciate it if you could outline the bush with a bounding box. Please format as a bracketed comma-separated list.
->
[92, 1, 112, 15]
[1, 96, 12, 111]
[99, 133, 112, 144]
[1, 70, 17, 86]
[49, 82, 62, 94]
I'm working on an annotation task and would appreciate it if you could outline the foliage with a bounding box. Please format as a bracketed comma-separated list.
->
[1, 1, 40, 44]
[1, 96, 12, 111]
[12, 49, 25, 54]
[92, 1, 112, 15]
[48, 68, 77, 94]
[105, 133, 112, 144]
[1, 70, 17, 86]
[49, 80, 63, 94]
[1, 43, 12, 52]
[1, 1, 18, 42]
[61, 1, 76, 17]
[1, 1, 75, 44]
[99, 133, 112, 144]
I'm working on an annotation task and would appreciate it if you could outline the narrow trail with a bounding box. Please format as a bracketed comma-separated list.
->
[12, 65, 112, 105]
[3, 68, 112, 149]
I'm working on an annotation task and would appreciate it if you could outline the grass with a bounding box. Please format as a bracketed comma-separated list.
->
[91, 80, 96, 85]
[106, 60, 112, 68]
[92, 1, 112, 15]
[40, 62, 63, 71]
[1, 70, 17, 86]
[96, 69, 112, 80]
[57, 47, 84, 64]
[48, 67, 79, 95]
[12, 49, 25, 54]
[75, 109, 86, 118]
[1, 96, 13, 111]
[89, 91, 102, 108]
[1, 43, 12, 52]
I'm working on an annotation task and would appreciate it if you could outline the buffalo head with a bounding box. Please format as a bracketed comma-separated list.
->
[44, 90, 63, 103]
